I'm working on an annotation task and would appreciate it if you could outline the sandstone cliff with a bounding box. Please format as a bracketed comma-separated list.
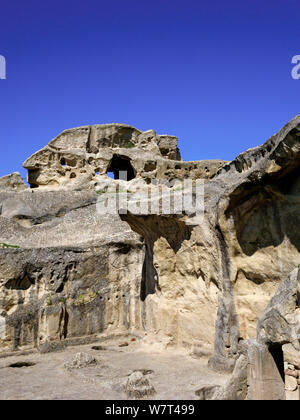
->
[0, 117, 299, 399]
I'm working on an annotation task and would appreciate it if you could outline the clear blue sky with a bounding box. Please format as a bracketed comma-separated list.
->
[0, 0, 300, 180]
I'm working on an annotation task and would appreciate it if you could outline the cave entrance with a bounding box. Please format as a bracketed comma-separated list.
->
[27, 169, 39, 189]
[107, 155, 135, 181]
[141, 242, 159, 301]
[268, 343, 285, 383]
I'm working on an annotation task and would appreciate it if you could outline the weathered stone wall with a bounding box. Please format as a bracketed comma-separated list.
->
[22, 124, 225, 189]
[0, 115, 299, 396]
[0, 242, 145, 352]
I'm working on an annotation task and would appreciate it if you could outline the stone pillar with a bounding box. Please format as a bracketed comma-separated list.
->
[247, 340, 286, 400]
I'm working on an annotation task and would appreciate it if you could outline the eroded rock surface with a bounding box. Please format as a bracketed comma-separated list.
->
[0, 118, 300, 400]
[64, 352, 98, 370]
[124, 371, 156, 399]
[23, 124, 224, 189]
[0, 172, 27, 192]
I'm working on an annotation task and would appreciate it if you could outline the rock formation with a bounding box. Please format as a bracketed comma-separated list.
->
[64, 352, 98, 370]
[0, 116, 300, 399]
[124, 371, 156, 399]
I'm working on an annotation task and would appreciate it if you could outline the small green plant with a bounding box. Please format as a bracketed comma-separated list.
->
[118, 189, 133, 194]
[78, 295, 85, 303]
[46, 295, 53, 306]
[96, 189, 133, 195]
[59, 297, 67, 304]
[123, 141, 135, 149]
[173, 186, 184, 191]
[0, 242, 20, 249]
[75, 290, 97, 305]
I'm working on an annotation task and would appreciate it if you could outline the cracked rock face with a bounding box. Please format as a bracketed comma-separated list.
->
[0, 118, 299, 397]
[257, 267, 300, 349]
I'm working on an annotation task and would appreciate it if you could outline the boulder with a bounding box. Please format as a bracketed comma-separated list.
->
[64, 352, 98, 370]
[124, 371, 156, 399]
[0, 172, 27, 191]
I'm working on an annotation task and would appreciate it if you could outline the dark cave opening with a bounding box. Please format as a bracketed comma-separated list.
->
[27, 169, 39, 189]
[268, 343, 285, 383]
[107, 155, 135, 181]
[5, 275, 35, 290]
[140, 242, 159, 301]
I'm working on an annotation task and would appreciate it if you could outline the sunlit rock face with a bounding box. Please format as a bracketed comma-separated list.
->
[22, 123, 224, 189]
[0, 117, 299, 397]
